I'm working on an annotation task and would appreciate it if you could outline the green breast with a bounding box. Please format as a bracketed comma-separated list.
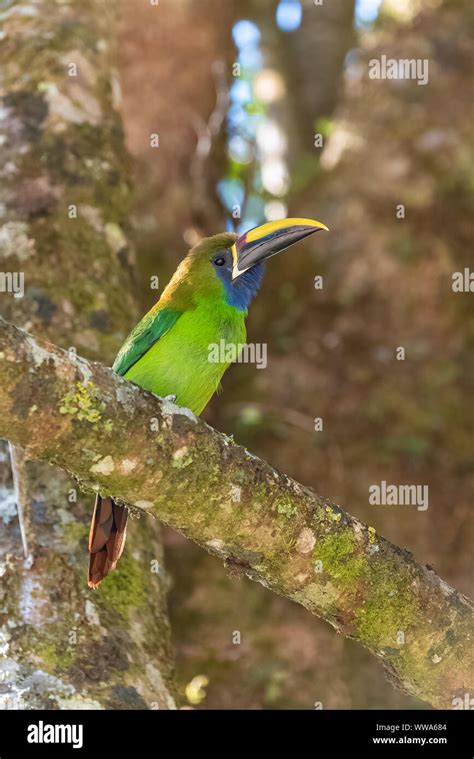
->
[124, 299, 246, 415]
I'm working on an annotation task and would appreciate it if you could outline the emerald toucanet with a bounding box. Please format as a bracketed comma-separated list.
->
[88, 217, 328, 587]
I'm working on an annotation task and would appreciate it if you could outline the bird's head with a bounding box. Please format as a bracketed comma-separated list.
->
[166, 218, 328, 311]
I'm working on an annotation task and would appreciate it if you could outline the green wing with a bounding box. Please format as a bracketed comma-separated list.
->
[113, 307, 181, 377]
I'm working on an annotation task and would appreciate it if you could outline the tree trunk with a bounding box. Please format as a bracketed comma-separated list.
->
[0, 0, 175, 709]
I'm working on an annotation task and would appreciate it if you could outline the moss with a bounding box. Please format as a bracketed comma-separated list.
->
[313, 529, 368, 585]
[276, 497, 298, 519]
[59, 381, 103, 423]
[97, 552, 148, 619]
[36, 640, 76, 671]
[172, 454, 193, 469]
[325, 505, 342, 522]
[244, 482, 267, 508]
[62, 521, 89, 544]
[312, 529, 422, 649]
[37, 122, 131, 223]
[356, 563, 421, 648]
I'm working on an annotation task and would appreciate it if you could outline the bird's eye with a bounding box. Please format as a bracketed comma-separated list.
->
[214, 256, 226, 266]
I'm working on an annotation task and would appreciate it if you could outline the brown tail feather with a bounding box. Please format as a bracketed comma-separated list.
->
[88, 496, 128, 588]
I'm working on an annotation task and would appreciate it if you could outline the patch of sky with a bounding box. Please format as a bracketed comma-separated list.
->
[355, 0, 382, 27]
[275, 0, 302, 33]
[232, 19, 261, 48]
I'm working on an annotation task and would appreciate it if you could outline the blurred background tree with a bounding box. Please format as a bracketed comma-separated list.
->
[116, 0, 472, 709]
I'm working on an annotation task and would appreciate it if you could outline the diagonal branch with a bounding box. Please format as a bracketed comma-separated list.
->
[0, 316, 472, 710]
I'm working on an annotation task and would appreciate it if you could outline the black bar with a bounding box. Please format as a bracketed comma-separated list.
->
[0, 709, 471, 757]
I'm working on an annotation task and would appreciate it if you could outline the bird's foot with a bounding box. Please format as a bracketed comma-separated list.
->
[163, 394, 177, 402]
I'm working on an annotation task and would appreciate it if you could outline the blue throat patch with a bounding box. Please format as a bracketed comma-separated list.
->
[219, 262, 265, 311]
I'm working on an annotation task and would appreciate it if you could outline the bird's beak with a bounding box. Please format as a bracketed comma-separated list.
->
[231, 217, 329, 280]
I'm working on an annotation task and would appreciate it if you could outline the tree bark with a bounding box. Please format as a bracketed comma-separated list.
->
[0, 0, 175, 709]
[0, 317, 471, 711]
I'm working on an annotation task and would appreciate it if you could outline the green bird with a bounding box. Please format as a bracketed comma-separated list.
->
[88, 217, 328, 587]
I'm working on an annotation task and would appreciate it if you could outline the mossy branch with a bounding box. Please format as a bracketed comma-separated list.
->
[0, 317, 472, 709]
